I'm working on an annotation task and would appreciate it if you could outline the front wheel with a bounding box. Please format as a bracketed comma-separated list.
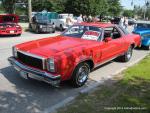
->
[120, 46, 133, 62]
[70, 63, 90, 87]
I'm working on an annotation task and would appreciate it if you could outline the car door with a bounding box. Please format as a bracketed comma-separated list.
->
[99, 26, 124, 62]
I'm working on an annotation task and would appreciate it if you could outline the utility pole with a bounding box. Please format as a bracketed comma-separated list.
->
[28, 0, 32, 23]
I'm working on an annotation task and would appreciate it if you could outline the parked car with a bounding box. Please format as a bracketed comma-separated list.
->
[133, 21, 150, 50]
[0, 14, 22, 36]
[110, 17, 121, 24]
[128, 18, 136, 25]
[8, 22, 141, 87]
[29, 12, 55, 33]
[51, 13, 76, 31]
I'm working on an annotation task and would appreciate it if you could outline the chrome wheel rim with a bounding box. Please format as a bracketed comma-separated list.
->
[127, 47, 132, 59]
[77, 66, 89, 83]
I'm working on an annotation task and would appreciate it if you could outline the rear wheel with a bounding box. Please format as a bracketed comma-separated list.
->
[120, 46, 133, 62]
[70, 63, 90, 87]
[35, 26, 39, 34]
[60, 24, 64, 31]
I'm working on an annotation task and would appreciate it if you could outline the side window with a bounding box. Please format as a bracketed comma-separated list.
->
[112, 27, 121, 39]
[104, 27, 113, 40]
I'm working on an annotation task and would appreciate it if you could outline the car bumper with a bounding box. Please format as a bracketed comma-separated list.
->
[39, 27, 54, 33]
[8, 57, 61, 86]
[0, 30, 22, 35]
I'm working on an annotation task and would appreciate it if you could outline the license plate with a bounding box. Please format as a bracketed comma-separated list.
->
[20, 71, 28, 79]
[10, 31, 14, 33]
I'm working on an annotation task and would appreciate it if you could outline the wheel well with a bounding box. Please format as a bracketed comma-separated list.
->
[131, 43, 135, 49]
[84, 60, 94, 70]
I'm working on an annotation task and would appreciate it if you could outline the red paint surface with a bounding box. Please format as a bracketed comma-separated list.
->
[14, 23, 141, 81]
[0, 14, 22, 35]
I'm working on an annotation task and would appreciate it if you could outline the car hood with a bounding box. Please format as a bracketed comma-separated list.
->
[16, 36, 91, 58]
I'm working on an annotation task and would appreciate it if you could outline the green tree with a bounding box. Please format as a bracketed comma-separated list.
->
[123, 9, 134, 17]
[65, 0, 108, 16]
[1, 0, 17, 14]
[107, 0, 122, 16]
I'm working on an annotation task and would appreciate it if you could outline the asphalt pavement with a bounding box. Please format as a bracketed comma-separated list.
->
[0, 27, 149, 113]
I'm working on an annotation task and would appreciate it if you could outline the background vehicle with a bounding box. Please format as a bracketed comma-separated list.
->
[8, 23, 141, 87]
[51, 13, 76, 31]
[110, 17, 121, 24]
[133, 21, 150, 50]
[0, 14, 22, 36]
[29, 12, 56, 33]
[128, 18, 136, 25]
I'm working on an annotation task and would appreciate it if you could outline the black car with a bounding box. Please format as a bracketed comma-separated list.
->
[29, 13, 55, 33]
[110, 17, 121, 24]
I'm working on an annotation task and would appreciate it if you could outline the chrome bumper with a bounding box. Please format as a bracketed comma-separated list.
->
[8, 57, 61, 86]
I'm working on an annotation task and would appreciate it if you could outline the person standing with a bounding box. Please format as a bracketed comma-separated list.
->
[120, 17, 124, 27]
[66, 14, 73, 27]
[124, 17, 128, 29]
[77, 14, 83, 23]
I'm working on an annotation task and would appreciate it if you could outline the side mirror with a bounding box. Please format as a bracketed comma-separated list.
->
[105, 37, 112, 42]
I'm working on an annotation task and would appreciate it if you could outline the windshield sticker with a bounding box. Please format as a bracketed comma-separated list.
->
[81, 31, 100, 41]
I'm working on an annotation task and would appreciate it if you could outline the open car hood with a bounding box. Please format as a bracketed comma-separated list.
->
[0, 14, 19, 23]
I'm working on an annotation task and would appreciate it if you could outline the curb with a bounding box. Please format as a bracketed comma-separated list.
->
[44, 96, 75, 113]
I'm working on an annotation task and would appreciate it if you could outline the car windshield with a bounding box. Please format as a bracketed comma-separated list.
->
[35, 14, 50, 23]
[62, 25, 102, 41]
[136, 23, 150, 29]
[2, 16, 16, 23]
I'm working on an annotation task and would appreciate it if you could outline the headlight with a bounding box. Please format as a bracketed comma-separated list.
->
[12, 47, 18, 58]
[47, 58, 55, 72]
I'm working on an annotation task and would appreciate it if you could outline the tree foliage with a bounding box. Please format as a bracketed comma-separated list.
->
[123, 9, 134, 17]
[65, 0, 108, 16]
[1, 0, 122, 17]
[107, 0, 122, 16]
[1, 0, 17, 14]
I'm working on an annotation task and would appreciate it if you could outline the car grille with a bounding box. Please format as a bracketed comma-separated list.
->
[17, 51, 45, 70]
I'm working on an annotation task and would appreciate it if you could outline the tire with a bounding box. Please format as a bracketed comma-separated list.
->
[120, 46, 133, 62]
[17, 34, 21, 36]
[35, 26, 39, 34]
[145, 45, 150, 50]
[60, 24, 64, 31]
[51, 28, 55, 33]
[70, 63, 90, 87]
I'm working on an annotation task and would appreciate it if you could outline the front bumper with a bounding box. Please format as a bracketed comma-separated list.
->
[8, 57, 61, 86]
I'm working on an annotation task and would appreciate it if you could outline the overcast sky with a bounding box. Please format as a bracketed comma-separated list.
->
[120, 0, 146, 9]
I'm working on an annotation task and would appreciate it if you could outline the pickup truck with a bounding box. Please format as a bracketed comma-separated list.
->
[51, 13, 76, 31]
[8, 22, 141, 87]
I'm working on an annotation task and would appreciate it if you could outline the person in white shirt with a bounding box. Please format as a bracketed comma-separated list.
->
[124, 17, 128, 29]
[77, 14, 83, 23]
[120, 17, 124, 27]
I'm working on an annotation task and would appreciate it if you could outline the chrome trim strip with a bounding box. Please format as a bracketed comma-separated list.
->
[17, 50, 46, 69]
[94, 53, 124, 68]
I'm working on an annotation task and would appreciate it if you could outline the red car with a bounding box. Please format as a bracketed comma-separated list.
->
[8, 22, 141, 87]
[0, 14, 22, 36]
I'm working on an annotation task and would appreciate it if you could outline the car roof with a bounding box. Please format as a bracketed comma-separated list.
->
[78, 22, 114, 28]
[136, 20, 150, 24]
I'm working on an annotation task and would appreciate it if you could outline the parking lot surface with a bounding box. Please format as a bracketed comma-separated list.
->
[0, 28, 149, 113]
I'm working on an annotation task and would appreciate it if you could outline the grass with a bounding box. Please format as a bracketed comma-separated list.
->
[58, 55, 150, 113]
